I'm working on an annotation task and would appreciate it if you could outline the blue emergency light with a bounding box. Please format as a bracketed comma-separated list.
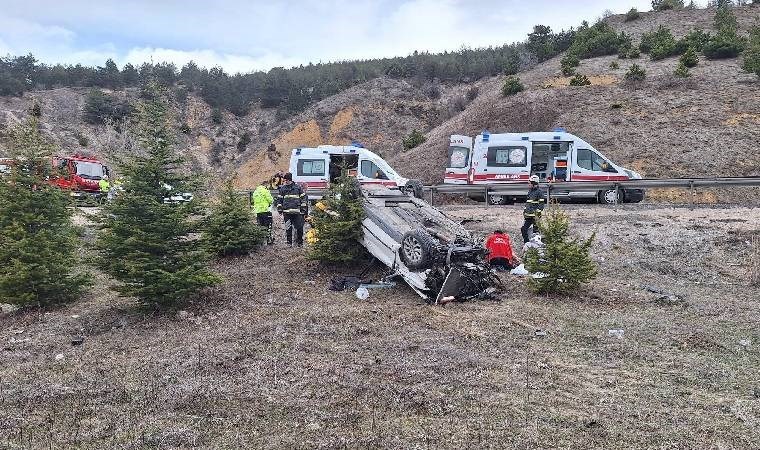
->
[552, 127, 566, 133]
[482, 130, 490, 142]
[351, 141, 365, 148]
[295, 148, 301, 155]
[521, 136, 529, 141]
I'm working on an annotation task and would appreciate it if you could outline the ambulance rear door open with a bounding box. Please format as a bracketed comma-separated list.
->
[445, 135, 473, 184]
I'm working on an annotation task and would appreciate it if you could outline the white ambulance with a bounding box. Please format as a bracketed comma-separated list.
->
[289, 144, 424, 197]
[444, 129, 645, 204]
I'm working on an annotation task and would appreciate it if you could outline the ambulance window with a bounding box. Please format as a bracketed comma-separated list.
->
[487, 146, 527, 167]
[297, 159, 326, 176]
[447, 146, 470, 168]
[360, 160, 388, 179]
[577, 149, 593, 171]
[577, 149, 617, 173]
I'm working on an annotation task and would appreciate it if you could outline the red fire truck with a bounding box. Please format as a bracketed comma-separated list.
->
[50, 154, 110, 199]
[1, 154, 110, 200]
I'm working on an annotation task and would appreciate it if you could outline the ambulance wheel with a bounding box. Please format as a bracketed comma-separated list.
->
[598, 189, 622, 205]
[404, 179, 424, 199]
[400, 229, 436, 270]
[487, 194, 510, 205]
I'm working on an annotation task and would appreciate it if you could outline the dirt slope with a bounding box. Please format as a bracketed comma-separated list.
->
[391, 6, 760, 191]
[0, 78, 471, 189]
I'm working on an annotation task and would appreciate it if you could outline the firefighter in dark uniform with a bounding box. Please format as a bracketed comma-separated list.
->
[276, 172, 308, 247]
[521, 175, 546, 243]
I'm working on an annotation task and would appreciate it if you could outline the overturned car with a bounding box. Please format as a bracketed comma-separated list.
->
[359, 184, 501, 303]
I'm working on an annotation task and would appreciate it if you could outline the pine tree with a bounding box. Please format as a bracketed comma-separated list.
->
[525, 207, 597, 295]
[742, 26, 760, 78]
[501, 76, 524, 96]
[680, 47, 699, 67]
[0, 118, 90, 306]
[402, 129, 427, 150]
[96, 82, 220, 307]
[674, 61, 690, 78]
[308, 174, 366, 263]
[203, 179, 268, 257]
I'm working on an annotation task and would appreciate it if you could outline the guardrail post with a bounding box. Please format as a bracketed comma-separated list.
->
[547, 183, 552, 204]
[248, 190, 253, 208]
[614, 183, 620, 206]
[484, 186, 489, 208]
[429, 187, 435, 206]
[689, 180, 695, 208]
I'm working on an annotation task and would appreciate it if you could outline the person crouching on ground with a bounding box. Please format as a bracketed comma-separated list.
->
[485, 229, 519, 271]
[276, 172, 308, 247]
[253, 180, 275, 244]
[521, 175, 546, 243]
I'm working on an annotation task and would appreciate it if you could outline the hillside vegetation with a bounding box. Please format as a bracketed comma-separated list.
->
[392, 5, 760, 203]
[0, 5, 758, 196]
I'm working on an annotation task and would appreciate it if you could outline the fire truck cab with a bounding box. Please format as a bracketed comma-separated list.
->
[444, 129, 644, 204]
[51, 154, 110, 198]
[289, 144, 423, 197]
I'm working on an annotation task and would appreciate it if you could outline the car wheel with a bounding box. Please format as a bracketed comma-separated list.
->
[404, 179, 424, 199]
[400, 229, 437, 270]
[488, 194, 507, 205]
[598, 189, 622, 205]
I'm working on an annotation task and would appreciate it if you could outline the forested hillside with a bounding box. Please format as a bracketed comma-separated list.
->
[0, 24, 575, 117]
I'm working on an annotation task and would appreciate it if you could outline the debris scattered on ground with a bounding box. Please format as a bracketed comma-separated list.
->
[510, 264, 529, 276]
[608, 329, 625, 339]
[644, 284, 688, 306]
[71, 336, 84, 346]
[355, 287, 369, 300]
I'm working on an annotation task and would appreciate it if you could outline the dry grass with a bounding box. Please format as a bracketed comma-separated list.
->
[1, 204, 759, 448]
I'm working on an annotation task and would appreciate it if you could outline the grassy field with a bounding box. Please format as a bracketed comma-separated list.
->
[1, 204, 758, 449]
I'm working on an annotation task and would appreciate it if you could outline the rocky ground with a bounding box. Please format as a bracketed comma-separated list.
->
[1, 203, 758, 449]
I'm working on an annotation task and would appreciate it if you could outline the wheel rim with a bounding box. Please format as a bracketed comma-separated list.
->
[403, 236, 422, 263]
[603, 190, 618, 204]
[489, 195, 505, 205]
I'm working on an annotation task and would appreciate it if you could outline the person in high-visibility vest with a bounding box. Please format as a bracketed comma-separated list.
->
[98, 176, 111, 193]
[252, 180, 275, 244]
[98, 176, 111, 204]
[521, 175, 546, 243]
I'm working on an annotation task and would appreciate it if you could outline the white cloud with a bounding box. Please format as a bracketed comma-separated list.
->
[1, 0, 690, 72]
[121, 47, 304, 73]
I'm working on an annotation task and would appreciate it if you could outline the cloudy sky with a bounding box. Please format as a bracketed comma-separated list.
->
[0, 0, 689, 74]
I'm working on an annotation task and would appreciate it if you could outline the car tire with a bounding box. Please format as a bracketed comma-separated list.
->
[400, 229, 437, 271]
[598, 188, 623, 205]
[404, 179, 424, 199]
[487, 194, 513, 205]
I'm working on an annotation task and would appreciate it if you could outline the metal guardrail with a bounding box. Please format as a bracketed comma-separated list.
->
[241, 176, 760, 206]
[423, 176, 760, 205]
